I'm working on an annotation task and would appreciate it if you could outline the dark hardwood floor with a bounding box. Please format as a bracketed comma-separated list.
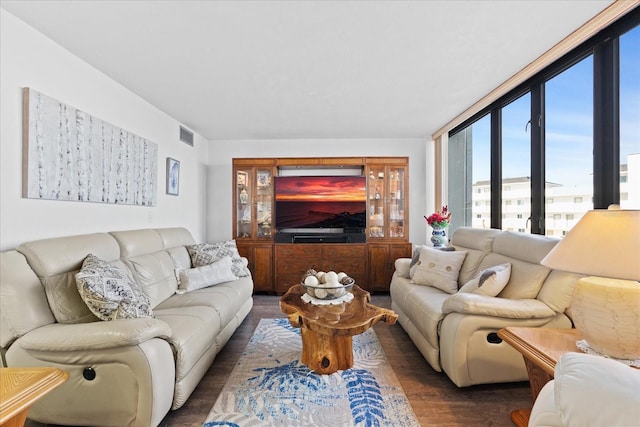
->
[27, 294, 531, 426]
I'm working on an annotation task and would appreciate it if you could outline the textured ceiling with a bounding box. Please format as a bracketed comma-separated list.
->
[1, 0, 614, 140]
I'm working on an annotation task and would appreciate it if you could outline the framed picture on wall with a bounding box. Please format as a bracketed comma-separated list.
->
[166, 157, 180, 196]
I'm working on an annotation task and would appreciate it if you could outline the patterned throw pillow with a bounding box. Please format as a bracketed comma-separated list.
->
[176, 256, 238, 294]
[186, 240, 250, 277]
[410, 246, 467, 294]
[76, 254, 153, 321]
[458, 263, 512, 297]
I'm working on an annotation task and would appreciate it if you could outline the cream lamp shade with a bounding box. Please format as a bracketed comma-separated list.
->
[541, 206, 640, 360]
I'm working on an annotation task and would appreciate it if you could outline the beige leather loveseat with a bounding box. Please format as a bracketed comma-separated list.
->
[0, 227, 253, 427]
[390, 227, 580, 387]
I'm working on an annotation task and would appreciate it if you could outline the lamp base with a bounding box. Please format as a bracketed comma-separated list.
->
[571, 277, 640, 360]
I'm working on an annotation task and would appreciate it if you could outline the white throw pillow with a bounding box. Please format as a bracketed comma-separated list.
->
[458, 263, 511, 297]
[76, 254, 153, 321]
[410, 247, 467, 294]
[176, 256, 238, 294]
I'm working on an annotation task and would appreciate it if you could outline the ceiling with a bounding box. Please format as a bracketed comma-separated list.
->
[1, 0, 615, 141]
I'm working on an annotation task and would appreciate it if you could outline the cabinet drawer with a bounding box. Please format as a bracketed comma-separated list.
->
[322, 244, 366, 259]
[321, 260, 366, 275]
[276, 260, 318, 275]
[275, 244, 321, 258]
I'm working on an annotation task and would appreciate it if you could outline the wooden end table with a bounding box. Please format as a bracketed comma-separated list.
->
[0, 367, 69, 427]
[280, 284, 397, 375]
[498, 327, 582, 427]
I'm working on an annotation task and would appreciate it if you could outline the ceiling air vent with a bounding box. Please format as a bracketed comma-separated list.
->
[179, 126, 194, 146]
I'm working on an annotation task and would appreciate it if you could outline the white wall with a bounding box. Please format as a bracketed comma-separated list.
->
[207, 138, 430, 245]
[0, 10, 209, 250]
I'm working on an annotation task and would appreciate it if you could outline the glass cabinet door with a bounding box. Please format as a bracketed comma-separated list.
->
[236, 169, 252, 238]
[368, 167, 386, 238]
[235, 167, 273, 239]
[367, 165, 407, 239]
[388, 167, 406, 238]
[255, 168, 273, 238]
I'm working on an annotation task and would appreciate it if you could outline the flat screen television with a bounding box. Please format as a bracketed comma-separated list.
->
[274, 175, 366, 231]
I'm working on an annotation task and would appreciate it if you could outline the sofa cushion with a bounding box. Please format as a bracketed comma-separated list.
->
[127, 251, 180, 307]
[177, 257, 237, 294]
[152, 306, 221, 382]
[76, 254, 153, 321]
[459, 263, 511, 297]
[17, 232, 120, 324]
[410, 247, 467, 294]
[156, 277, 253, 329]
[0, 251, 56, 347]
[186, 241, 250, 277]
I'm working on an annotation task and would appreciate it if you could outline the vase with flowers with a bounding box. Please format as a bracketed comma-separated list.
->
[425, 205, 452, 248]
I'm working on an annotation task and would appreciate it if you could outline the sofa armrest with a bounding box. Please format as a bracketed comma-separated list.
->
[394, 258, 412, 279]
[441, 293, 556, 319]
[18, 318, 171, 352]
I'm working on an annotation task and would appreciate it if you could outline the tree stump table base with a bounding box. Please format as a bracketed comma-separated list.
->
[280, 284, 397, 375]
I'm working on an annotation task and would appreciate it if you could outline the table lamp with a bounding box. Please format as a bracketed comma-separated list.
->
[540, 205, 640, 361]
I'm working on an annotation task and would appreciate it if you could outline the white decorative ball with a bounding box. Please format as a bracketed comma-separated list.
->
[316, 271, 326, 283]
[337, 272, 348, 281]
[304, 275, 319, 287]
[325, 271, 338, 283]
[314, 288, 328, 299]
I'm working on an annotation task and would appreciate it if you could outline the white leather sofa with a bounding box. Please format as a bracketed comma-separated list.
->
[390, 227, 580, 387]
[529, 352, 640, 427]
[0, 227, 253, 427]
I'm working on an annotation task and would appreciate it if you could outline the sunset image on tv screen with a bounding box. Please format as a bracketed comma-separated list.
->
[275, 176, 365, 202]
[275, 176, 366, 229]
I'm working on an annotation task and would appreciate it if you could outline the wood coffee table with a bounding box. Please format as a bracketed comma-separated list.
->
[1, 367, 68, 427]
[280, 284, 397, 375]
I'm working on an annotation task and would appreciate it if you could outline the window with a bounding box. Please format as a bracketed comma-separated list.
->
[517, 214, 523, 219]
[620, 25, 640, 209]
[553, 214, 562, 220]
[447, 15, 639, 237]
[502, 93, 531, 231]
[448, 114, 490, 230]
[545, 55, 593, 235]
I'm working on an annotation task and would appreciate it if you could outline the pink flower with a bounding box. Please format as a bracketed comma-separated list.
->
[425, 205, 451, 228]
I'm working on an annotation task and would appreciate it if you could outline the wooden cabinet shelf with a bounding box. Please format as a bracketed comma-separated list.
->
[233, 157, 411, 294]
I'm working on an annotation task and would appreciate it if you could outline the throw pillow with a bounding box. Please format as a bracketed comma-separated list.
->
[186, 240, 250, 277]
[410, 247, 467, 294]
[458, 263, 512, 297]
[76, 254, 153, 321]
[408, 245, 456, 278]
[176, 256, 238, 294]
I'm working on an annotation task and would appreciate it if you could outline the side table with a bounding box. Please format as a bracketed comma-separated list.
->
[0, 367, 69, 427]
[280, 284, 397, 375]
[498, 327, 581, 427]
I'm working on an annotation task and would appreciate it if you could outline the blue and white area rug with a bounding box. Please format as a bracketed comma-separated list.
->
[204, 318, 419, 427]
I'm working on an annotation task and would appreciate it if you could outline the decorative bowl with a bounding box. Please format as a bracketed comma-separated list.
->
[302, 282, 354, 300]
[300, 270, 355, 300]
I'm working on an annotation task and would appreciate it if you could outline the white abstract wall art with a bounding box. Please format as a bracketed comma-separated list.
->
[22, 87, 158, 206]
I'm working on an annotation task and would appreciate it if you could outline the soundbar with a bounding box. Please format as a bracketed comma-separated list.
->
[275, 232, 366, 244]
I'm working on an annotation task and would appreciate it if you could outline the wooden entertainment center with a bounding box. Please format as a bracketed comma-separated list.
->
[233, 157, 411, 294]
